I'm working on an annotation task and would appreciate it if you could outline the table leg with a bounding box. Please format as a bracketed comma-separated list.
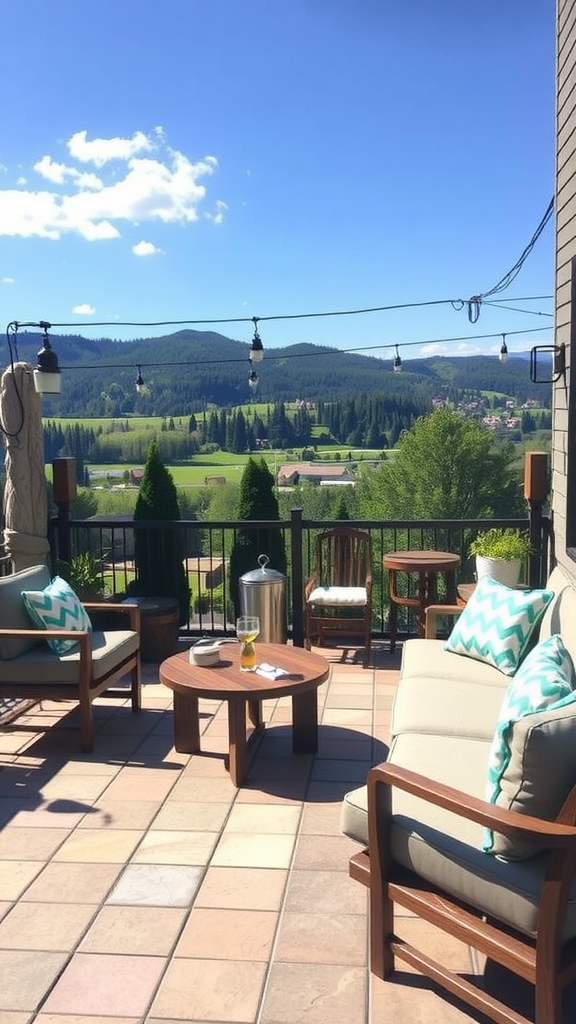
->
[227, 699, 248, 786]
[388, 569, 398, 651]
[247, 700, 262, 729]
[292, 688, 318, 753]
[417, 572, 428, 637]
[173, 692, 201, 754]
[446, 569, 457, 604]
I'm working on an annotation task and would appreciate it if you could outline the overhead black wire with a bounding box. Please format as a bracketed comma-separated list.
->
[482, 301, 553, 317]
[466, 198, 554, 323]
[20, 293, 552, 335]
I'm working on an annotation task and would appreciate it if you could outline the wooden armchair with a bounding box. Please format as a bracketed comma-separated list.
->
[304, 527, 373, 666]
[349, 763, 576, 1024]
[343, 581, 576, 1023]
[0, 564, 141, 752]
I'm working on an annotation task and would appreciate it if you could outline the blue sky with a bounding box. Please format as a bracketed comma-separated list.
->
[0, 0, 555, 364]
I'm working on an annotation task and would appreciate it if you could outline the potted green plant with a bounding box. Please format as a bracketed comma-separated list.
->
[59, 551, 107, 602]
[469, 528, 532, 587]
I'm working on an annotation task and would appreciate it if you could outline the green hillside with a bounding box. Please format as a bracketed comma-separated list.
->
[12, 329, 551, 417]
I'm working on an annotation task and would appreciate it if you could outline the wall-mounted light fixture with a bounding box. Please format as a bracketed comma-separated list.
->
[529, 342, 566, 384]
[33, 322, 61, 395]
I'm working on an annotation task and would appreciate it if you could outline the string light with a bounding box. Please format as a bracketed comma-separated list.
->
[7, 322, 554, 390]
[249, 317, 264, 362]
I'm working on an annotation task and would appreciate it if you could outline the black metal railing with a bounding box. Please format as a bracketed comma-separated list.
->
[49, 504, 552, 649]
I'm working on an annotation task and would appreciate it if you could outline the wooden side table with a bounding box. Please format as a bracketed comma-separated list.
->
[383, 550, 461, 650]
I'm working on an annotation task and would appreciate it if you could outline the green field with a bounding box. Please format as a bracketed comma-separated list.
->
[81, 448, 387, 488]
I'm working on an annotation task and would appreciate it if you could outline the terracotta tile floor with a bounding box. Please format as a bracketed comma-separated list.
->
[0, 641, 567, 1023]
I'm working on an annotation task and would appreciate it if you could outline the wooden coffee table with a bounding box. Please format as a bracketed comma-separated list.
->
[159, 643, 331, 786]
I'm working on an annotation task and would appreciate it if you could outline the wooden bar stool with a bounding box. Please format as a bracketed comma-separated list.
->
[383, 549, 461, 651]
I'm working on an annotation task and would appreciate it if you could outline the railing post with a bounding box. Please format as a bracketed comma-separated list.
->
[524, 452, 548, 588]
[52, 457, 77, 568]
[290, 508, 304, 647]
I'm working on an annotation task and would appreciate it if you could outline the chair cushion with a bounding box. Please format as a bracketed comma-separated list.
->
[341, 768, 576, 942]
[0, 629, 139, 683]
[308, 586, 367, 606]
[484, 634, 576, 857]
[0, 564, 51, 660]
[22, 576, 93, 655]
[443, 575, 554, 676]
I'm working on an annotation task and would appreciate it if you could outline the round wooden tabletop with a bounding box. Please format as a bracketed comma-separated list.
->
[159, 642, 331, 702]
[383, 550, 461, 573]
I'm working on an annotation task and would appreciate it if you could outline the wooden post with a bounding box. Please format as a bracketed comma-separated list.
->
[524, 452, 548, 588]
[52, 457, 77, 567]
[290, 507, 304, 647]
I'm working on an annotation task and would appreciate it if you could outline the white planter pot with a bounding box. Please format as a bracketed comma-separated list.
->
[475, 555, 522, 588]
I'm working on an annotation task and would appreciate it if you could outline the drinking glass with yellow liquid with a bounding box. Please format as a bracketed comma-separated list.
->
[236, 616, 260, 672]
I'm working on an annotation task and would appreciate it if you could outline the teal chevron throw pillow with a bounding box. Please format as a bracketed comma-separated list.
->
[484, 633, 576, 855]
[21, 576, 92, 655]
[443, 575, 554, 676]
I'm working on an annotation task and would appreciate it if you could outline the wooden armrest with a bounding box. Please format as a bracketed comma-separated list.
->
[424, 604, 462, 638]
[0, 627, 89, 638]
[304, 575, 319, 601]
[367, 762, 576, 849]
[82, 601, 141, 631]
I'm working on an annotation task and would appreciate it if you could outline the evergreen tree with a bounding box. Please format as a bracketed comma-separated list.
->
[333, 492, 350, 520]
[357, 407, 525, 521]
[228, 457, 287, 616]
[132, 439, 190, 624]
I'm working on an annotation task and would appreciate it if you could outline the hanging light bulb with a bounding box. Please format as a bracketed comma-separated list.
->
[393, 344, 402, 373]
[499, 335, 508, 363]
[248, 368, 259, 389]
[33, 322, 61, 394]
[249, 317, 264, 363]
[135, 366, 145, 393]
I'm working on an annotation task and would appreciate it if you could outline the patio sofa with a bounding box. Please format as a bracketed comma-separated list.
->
[0, 564, 141, 752]
[341, 564, 576, 1024]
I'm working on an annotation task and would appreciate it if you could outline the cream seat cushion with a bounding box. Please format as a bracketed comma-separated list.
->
[308, 586, 367, 606]
[0, 630, 139, 684]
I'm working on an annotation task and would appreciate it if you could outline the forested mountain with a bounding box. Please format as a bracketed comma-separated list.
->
[12, 329, 550, 417]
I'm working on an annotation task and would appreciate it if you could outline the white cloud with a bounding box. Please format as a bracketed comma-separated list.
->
[418, 340, 483, 358]
[34, 155, 104, 190]
[0, 130, 222, 241]
[2, 277, 15, 284]
[72, 303, 96, 315]
[68, 130, 152, 167]
[207, 199, 228, 225]
[132, 240, 162, 256]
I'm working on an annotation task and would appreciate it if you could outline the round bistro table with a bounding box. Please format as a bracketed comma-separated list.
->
[159, 642, 331, 787]
[383, 549, 461, 650]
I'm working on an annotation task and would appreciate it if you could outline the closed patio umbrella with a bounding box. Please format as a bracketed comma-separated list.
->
[1, 361, 50, 572]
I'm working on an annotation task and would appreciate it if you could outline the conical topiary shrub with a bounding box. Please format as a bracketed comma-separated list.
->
[131, 439, 190, 625]
[229, 456, 287, 617]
